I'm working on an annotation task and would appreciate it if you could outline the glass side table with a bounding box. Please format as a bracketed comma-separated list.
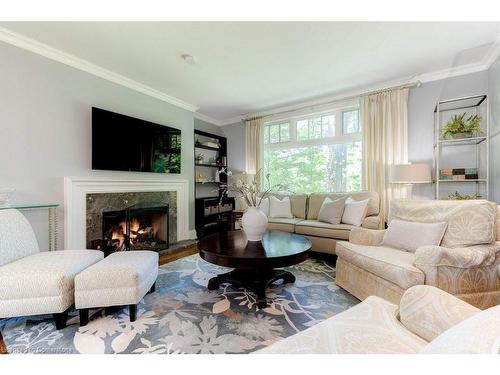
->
[0, 204, 59, 251]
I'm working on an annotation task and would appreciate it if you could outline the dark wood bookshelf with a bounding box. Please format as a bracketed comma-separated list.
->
[194, 129, 234, 238]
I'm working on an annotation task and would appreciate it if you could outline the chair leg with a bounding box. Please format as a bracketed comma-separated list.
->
[148, 282, 156, 294]
[79, 309, 89, 327]
[53, 309, 69, 330]
[129, 304, 137, 322]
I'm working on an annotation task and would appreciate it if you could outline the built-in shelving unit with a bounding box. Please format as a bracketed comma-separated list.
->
[433, 94, 489, 200]
[194, 129, 234, 238]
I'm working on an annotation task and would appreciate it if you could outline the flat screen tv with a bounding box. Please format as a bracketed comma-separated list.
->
[92, 107, 181, 174]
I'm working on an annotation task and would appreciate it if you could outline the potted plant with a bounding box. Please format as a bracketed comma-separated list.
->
[440, 113, 484, 139]
[447, 191, 481, 200]
[220, 169, 287, 241]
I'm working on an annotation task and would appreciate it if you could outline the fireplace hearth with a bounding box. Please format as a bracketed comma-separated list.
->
[101, 203, 169, 256]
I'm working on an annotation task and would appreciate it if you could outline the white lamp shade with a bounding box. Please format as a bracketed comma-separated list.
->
[390, 163, 431, 184]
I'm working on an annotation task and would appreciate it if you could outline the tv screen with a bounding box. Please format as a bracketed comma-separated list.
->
[92, 107, 181, 174]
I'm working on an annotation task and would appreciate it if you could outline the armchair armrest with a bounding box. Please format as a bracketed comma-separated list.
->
[349, 227, 385, 246]
[399, 285, 480, 342]
[414, 243, 499, 269]
[361, 215, 381, 229]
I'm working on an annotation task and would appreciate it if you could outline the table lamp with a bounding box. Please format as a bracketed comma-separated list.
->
[390, 163, 432, 199]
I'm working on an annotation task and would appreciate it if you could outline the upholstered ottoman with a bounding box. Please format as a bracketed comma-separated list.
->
[74, 250, 158, 325]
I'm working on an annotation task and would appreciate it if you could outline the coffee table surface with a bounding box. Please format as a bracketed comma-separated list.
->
[198, 230, 311, 270]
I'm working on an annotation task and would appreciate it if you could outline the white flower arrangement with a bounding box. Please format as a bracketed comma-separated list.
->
[219, 168, 287, 207]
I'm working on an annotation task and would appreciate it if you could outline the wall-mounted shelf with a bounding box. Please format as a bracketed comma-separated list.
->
[195, 144, 221, 151]
[433, 94, 489, 200]
[434, 136, 487, 147]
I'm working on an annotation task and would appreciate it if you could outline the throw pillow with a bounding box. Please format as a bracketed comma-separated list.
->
[269, 196, 294, 218]
[382, 219, 448, 253]
[318, 197, 346, 224]
[341, 198, 369, 226]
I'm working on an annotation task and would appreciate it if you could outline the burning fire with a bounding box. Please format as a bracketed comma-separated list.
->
[111, 218, 153, 250]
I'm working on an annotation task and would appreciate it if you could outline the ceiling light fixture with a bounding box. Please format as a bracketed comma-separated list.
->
[181, 54, 197, 65]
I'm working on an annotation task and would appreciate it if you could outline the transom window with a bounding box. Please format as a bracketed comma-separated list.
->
[263, 105, 362, 194]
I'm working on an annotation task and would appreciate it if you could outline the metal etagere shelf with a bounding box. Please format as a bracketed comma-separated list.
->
[433, 94, 489, 200]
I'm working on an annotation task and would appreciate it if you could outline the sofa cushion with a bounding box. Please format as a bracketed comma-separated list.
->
[336, 241, 425, 289]
[267, 218, 303, 233]
[0, 250, 103, 301]
[295, 220, 355, 240]
[420, 305, 500, 354]
[307, 192, 379, 220]
[256, 295, 427, 354]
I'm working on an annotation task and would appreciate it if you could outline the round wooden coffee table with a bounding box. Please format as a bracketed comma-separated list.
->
[198, 230, 311, 308]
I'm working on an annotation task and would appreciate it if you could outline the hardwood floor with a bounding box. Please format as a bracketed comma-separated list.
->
[0, 332, 6, 354]
[159, 243, 198, 265]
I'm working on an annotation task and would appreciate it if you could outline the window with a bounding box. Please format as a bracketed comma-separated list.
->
[264, 122, 290, 144]
[343, 109, 360, 134]
[263, 106, 362, 194]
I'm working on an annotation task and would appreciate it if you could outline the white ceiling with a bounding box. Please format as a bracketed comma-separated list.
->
[1, 22, 500, 124]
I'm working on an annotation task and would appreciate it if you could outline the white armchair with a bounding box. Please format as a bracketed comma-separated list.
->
[336, 199, 500, 309]
[257, 285, 500, 354]
[0, 209, 103, 329]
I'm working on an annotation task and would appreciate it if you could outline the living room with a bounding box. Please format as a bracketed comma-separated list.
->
[1, 0, 499, 373]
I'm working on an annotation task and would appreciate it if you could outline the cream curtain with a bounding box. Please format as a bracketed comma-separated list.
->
[361, 88, 409, 225]
[244, 117, 264, 175]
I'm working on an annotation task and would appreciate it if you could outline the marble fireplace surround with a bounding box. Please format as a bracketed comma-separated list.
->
[64, 176, 190, 249]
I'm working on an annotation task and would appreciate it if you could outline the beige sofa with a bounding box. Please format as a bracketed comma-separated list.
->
[336, 199, 500, 309]
[266, 192, 380, 254]
[257, 285, 500, 354]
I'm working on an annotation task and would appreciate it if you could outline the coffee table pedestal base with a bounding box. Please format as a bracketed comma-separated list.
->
[207, 269, 296, 308]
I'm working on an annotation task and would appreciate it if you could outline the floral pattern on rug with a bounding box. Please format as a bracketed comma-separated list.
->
[0, 255, 358, 354]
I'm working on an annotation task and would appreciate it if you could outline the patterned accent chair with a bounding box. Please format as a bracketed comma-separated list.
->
[257, 285, 500, 354]
[0, 209, 103, 329]
[335, 199, 500, 309]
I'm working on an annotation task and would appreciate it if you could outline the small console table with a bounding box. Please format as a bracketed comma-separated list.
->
[0, 204, 59, 251]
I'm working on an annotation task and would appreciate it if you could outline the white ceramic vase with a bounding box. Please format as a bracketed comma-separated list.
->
[241, 206, 268, 241]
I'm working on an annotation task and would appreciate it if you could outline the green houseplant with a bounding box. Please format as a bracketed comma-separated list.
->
[440, 113, 484, 139]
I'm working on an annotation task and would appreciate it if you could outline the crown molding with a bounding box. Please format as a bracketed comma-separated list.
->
[193, 112, 223, 126]
[219, 116, 244, 126]
[0, 26, 199, 113]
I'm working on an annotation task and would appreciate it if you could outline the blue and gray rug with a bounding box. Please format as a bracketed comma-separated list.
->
[0, 255, 358, 354]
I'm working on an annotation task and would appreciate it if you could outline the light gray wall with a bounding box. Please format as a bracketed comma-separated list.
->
[488, 55, 500, 203]
[221, 121, 246, 173]
[408, 71, 489, 199]
[194, 117, 224, 136]
[0, 42, 195, 250]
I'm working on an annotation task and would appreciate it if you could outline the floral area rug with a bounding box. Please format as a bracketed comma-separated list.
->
[0, 255, 358, 354]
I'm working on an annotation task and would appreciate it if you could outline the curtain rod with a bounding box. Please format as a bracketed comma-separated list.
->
[243, 80, 422, 122]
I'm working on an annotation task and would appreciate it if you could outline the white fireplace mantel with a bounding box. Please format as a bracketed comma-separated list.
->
[64, 176, 190, 249]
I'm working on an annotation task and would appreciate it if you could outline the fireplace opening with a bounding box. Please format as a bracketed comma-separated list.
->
[102, 202, 169, 256]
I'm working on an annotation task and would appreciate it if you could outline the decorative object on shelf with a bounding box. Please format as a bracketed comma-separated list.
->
[440, 113, 484, 140]
[0, 188, 15, 208]
[389, 163, 431, 199]
[440, 168, 479, 181]
[195, 154, 204, 163]
[196, 173, 207, 183]
[220, 169, 287, 241]
[214, 169, 220, 183]
[447, 191, 482, 200]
